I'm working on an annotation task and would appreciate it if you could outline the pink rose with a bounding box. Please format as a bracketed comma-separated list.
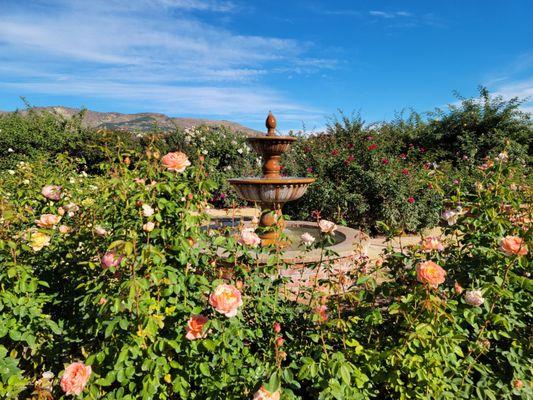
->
[185, 315, 208, 340]
[420, 236, 445, 252]
[59, 225, 70, 234]
[318, 219, 337, 234]
[500, 236, 528, 256]
[41, 185, 62, 201]
[253, 386, 281, 400]
[238, 228, 261, 247]
[416, 261, 446, 288]
[35, 214, 61, 228]
[98, 297, 107, 305]
[454, 281, 463, 295]
[209, 284, 243, 317]
[60, 362, 91, 396]
[162, 151, 191, 172]
[101, 252, 123, 269]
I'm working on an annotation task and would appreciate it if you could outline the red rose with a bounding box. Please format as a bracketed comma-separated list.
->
[368, 144, 378, 151]
[408, 197, 415, 204]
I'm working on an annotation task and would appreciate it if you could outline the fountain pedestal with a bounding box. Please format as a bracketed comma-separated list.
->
[229, 112, 315, 246]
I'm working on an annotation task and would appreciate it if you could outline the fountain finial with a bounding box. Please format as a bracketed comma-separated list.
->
[266, 111, 277, 136]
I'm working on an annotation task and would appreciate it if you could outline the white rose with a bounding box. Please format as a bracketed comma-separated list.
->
[142, 204, 155, 217]
[301, 232, 316, 246]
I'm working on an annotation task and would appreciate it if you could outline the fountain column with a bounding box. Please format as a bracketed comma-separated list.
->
[229, 112, 315, 246]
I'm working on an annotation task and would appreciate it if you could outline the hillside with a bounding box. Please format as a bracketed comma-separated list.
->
[1, 106, 260, 135]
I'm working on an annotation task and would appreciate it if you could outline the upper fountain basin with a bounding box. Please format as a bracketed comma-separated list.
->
[247, 136, 297, 157]
[228, 177, 315, 204]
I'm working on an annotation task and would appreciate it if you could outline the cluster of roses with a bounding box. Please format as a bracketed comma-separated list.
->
[415, 234, 528, 308]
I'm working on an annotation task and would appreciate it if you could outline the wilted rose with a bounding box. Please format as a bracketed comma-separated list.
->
[464, 289, 485, 307]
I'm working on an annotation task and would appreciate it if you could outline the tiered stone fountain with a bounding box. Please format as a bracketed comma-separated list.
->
[229, 112, 315, 246]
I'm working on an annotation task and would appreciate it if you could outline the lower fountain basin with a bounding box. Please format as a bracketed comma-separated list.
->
[228, 177, 315, 204]
[210, 218, 367, 265]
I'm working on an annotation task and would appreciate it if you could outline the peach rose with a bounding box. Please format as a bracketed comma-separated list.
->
[238, 228, 261, 247]
[41, 185, 62, 201]
[59, 225, 70, 234]
[253, 386, 281, 400]
[420, 236, 445, 252]
[25, 230, 51, 251]
[209, 284, 243, 317]
[60, 362, 91, 395]
[185, 315, 208, 340]
[35, 214, 61, 228]
[500, 236, 528, 256]
[162, 151, 191, 173]
[101, 252, 123, 269]
[143, 221, 155, 232]
[416, 261, 446, 288]
[319, 219, 337, 234]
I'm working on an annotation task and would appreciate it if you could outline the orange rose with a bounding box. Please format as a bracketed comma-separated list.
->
[500, 236, 528, 256]
[416, 261, 446, 288]
[209, 284, 242, 317]
[185, 315, 208, 340]
[35, 214, 61, 228]
[161, 151, 191, 173]
[60, 362, 91, 395]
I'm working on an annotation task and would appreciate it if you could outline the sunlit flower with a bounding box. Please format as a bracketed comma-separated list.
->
[142, 204, 154, 217]
[300, 232, 315, 246]
[35, 214, 61, 228]
[496, 152, 508, 162]
[209, 284, 243, 317]
[442, 209, 458, 226]
[161, 151, 191, 172]
[500, 236, 528, 256]
[464, 289, 485, 307]
[420, 236, 445, 252]
[253, 386, 281, 400]
[238, 228, 261, 247]
[185, 315, 208, 340]
[41, 185, 62, 201]
[416, 261, 446, 288]
[94, 226, 108, 236]
[318, 219, 337, 234]
[26, 230, 51, 251]
[60, 362, 91, 396]
[143, 221, 155, 232]
[101, 252, 123, 269]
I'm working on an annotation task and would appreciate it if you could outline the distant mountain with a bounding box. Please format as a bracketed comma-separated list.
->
[2, 106, 260, 136]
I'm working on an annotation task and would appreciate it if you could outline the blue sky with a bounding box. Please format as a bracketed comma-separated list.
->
[1, 0, 531, 131]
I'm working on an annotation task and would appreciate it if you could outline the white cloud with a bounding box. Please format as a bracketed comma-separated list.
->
[0, 0, 330, 125]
